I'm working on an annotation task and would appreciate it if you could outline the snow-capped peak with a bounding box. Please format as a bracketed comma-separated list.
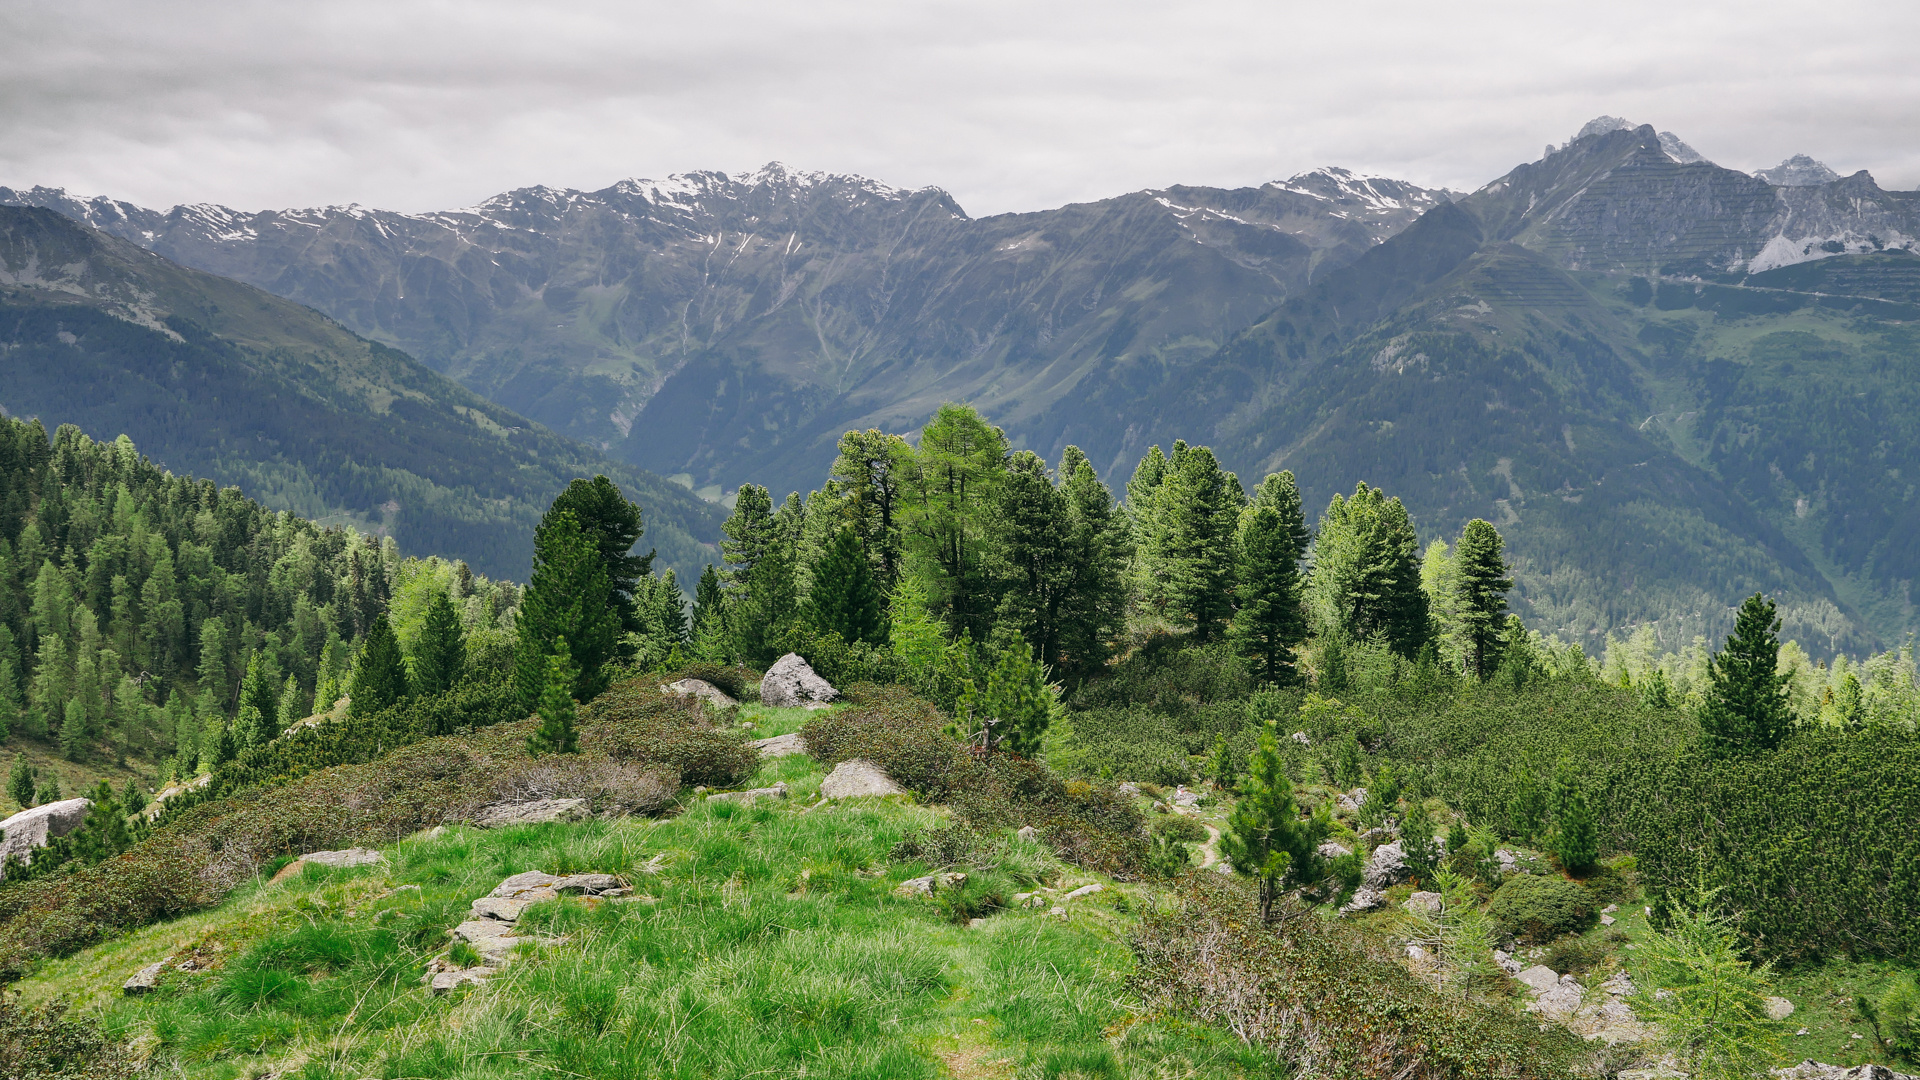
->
[1755, 155, 1841, 187]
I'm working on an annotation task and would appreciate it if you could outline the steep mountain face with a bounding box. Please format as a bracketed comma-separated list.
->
[0, 206, 723, 583]
[0, 166, 1452, 495]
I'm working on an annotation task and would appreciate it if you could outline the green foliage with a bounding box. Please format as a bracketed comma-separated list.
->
[1506, 765, 1547, 843]
[347, 613, 410, 718]
[0, 989, 135, 1080]
[900, 404, 1009, 640]
[1699, 594, 1793, 755]
[1453, 520, 1513, 679]
[528, 639, 580, 757]
[1048, 706, 1194, 787]
[1547, 759, 1598, 871]
[1400, 798, 1441, 885]
[544, 475, 652, 649]
[1308, 482, 1429, 659]
[1629, 887, 1784, 1080]
[1865, 973, 1920, 1063]
[979, 632, 1054, 757]
[514, 509, 619, 708]
[1230, 499, 1307, 685]
[1132, 876, 1581, 1079]
[410, 588, 466, 697]
[7, 753, 33, 809]
[1221, 723, 1328, 922]
[1131, 443, 1243, 639]
[810, 527, 886, 647]
[1486, 874, 1596, 943]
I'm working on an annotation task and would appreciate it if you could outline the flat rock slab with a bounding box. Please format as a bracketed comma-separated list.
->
[750, 733, 807, 757]
[474, 798, 589, 828]
[301, 847, 386, 868]
[820, 759, 905, 799]
[0, 798, 93, 877]
[709, 782, 789, 803]
[1515, 965, 1562, 994]
[123, 960, 169, 995]
[430, 968, 490, 995]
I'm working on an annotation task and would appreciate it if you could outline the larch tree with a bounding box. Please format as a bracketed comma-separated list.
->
[899, 404, 1008, 640]
[1454, 519, 1514, 680]
[1699, 594, 1793, 755]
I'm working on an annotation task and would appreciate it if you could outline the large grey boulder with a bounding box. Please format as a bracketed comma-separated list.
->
[1403, 891, 1443, 916]
[664, 678, 738, 708]
[0, 797, 92, 878]
[1361, 841, 1409, 890]
[820, 759, 906, 799]
[760, 653, 839, 708]
[473, 798, 590, 828]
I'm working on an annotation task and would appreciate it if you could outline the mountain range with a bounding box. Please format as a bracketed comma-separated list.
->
[7, 118, 1919, 651]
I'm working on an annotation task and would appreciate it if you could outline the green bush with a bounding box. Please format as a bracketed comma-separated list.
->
[0, 989, 136, 1079]
[588, 680, 758, 788]
[1152, 816, 1208, 843]
[773, 625, 904, 689]
[1049, 707, 1193, 785]
[667, 662, 761, 703]
[1486, 874, 1596, 943]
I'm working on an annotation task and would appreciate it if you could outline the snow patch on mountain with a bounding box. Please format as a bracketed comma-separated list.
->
[1755, 155, 1842, 187]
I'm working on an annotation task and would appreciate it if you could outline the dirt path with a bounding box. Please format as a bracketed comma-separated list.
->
[1198, 823, 1224, 870]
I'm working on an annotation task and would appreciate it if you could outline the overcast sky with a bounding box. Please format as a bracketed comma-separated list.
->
[3, 0, 1916, 217]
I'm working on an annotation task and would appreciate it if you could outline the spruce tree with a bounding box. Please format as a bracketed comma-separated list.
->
[514, 510, 620, 709]
[238, 650, 280, 738]
[348, 613, 411, 718]
[1159, 445, 1244, 639]
[412, 589, 467, 696]
[810, 528, 886, 646]
[7, 753, 34, 809]
[991, 452, 1072, 664]
[527, 639, 580, 757]
[1230, 504, 1307, 685]
[1454, 519, 1514, 679]
[233, 703, 270, 751]
[1307, 483, 1430, 658]
[545, 476, 651, 648]
[1054, 447, 1131, 680]
[1699, 594, 1793, 755]
[1222, 723, 1330, 923]
[720, 484, 777, 591]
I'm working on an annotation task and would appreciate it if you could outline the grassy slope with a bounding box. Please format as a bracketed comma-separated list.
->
[18, 705, 1275, 1080]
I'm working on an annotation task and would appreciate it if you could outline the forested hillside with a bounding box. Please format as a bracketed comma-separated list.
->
[0, 206, 724, 584]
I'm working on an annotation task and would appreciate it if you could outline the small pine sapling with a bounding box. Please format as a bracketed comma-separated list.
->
[527, 639, 580, 757]
[1222, 723, 1329, 923]
[1400, 798, 1441, 885]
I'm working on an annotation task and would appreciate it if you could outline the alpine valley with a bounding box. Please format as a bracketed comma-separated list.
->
[8, 116, 1920, 650]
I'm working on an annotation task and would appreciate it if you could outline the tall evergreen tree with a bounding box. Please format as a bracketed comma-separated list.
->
[1454, 519, 1514, 679]
[979, 632, 1053, 757]
[1246, 470, 1311, 563]
[899, 404, 1008, 640]
[990, 451, 1073, 666]
[1307, 482, 1429, 658]
[1158, 444, 1243, 639]
[735, 534, 800, 664]
[527, 638, 580, 757]
[544, 476, 650, 654]
[1222, 723, 1330, 923]
[720, 484, 776, 592]
[238, 649, 280, 738]
[1054, 447, 1131, 680]
[1699, 594, 1793, 755]
[810, 528, 886, 646]
[411, 588, 467, 696]
[514, 510, 620, 708]
[829, 429, 911, 589]
[348, 613, 410, 718]
[690, 564, 725, 635]
[1230, 504, 1308, 685]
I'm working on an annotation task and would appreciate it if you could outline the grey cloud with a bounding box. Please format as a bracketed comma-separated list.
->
[2, 0, 1916, 216]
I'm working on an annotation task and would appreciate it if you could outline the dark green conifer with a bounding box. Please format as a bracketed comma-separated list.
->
[412, 589, 467, 696]
[690, 564, 725, 635]
[1699, 594, 1793, 755]
[527, 639, 580, 757]
[810, 528, 886, 646]
[7, 753, 34, 809]
[1159, 445, 1243, 639]
[980, 633, 1053, 756]
[514, 510, 620, 708]
[1454, 519, 1514, 679]
[238, 650, 280, 739]
[1308, 483, 1429, 658]
[1548, 759, 1598, 871]
[1222, 723, 1330, 923]
[34, 773, 61, 806]
[1230, 504, 1307, 685]
[348, 613, 410, 718]
[545, 476, 651, 648]
[720, 484, 777, 591]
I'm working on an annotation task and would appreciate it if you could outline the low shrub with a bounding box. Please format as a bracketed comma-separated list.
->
[0, 989, 136, 1079]
[799, 692, 962, 796]
[1131, 875, 1579, 1079]
[1050, 707, 1194, 785]
[489, 759, 677, 817]
[1152, 816, 1208, 843]
[588, 681, 759, 788]
[1487, 874, 1596, 944]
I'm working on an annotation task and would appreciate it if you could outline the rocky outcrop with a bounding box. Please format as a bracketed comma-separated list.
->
[301, 847, 386, 869]
[749, 732, 806, 758]
[428, 870, 628, 994]
[1774, 1063, 1918, 1080]
[1361, 841, 1408, 890]
[1517, 964, 1658, 1044]
[664, 678, 738, 707]
[473, 798, 590, 828]
[760, 654, 839, 709]
[819, 759, 905, 799]
[123, 960, 169, 995]
[0, 797, 92, 878]
[896, 872, 967, 898]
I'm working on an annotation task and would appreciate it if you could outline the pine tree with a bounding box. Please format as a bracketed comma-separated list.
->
[232, 703, 270, 751]
[1054, 447, 1130, 680]
[120, 777, 147, 814]
[1159, 445, 1243, 639]
[899, 404, 1009, 640]
[1307, 483, 1430, 658]
[1400, 798, 1441, 885]
[979, 633, 1054, 756]
[527, 639, 580, 757]
[734, 534, 800, 664]
[720, 484, 777, 591]
[275, 674, 305, 730]
[1549, 759, 1598, 871]
[1699, 594, 1793, 755]
[1247, 470, 1311, 562]
[514, 510, 620, 709]
[810, 528, 886, 646]
[1222, 723, 1330, 923]
[1230, 504, 1307, 684]
[7, 753, 34, 809]
[238, 650, 280, 741]
[207, 717, 238, 768]
[196, 618, 231, 711]
[1318, 633, 1351, 693]
[990, 452, 1072, 664]
[412, 588, 467, 696]
[348, 613, 411, 718]
[1507, 766, 1546, 842]
[829, 429, 911, 589]
[545, 475, 651, 648]
[34, 773, 61, 806]
[60, 696, 87, 760]
[1454, 519, 1514, 679]
[690, 564, 725, 638]
[1125, 444, 1174, 619]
